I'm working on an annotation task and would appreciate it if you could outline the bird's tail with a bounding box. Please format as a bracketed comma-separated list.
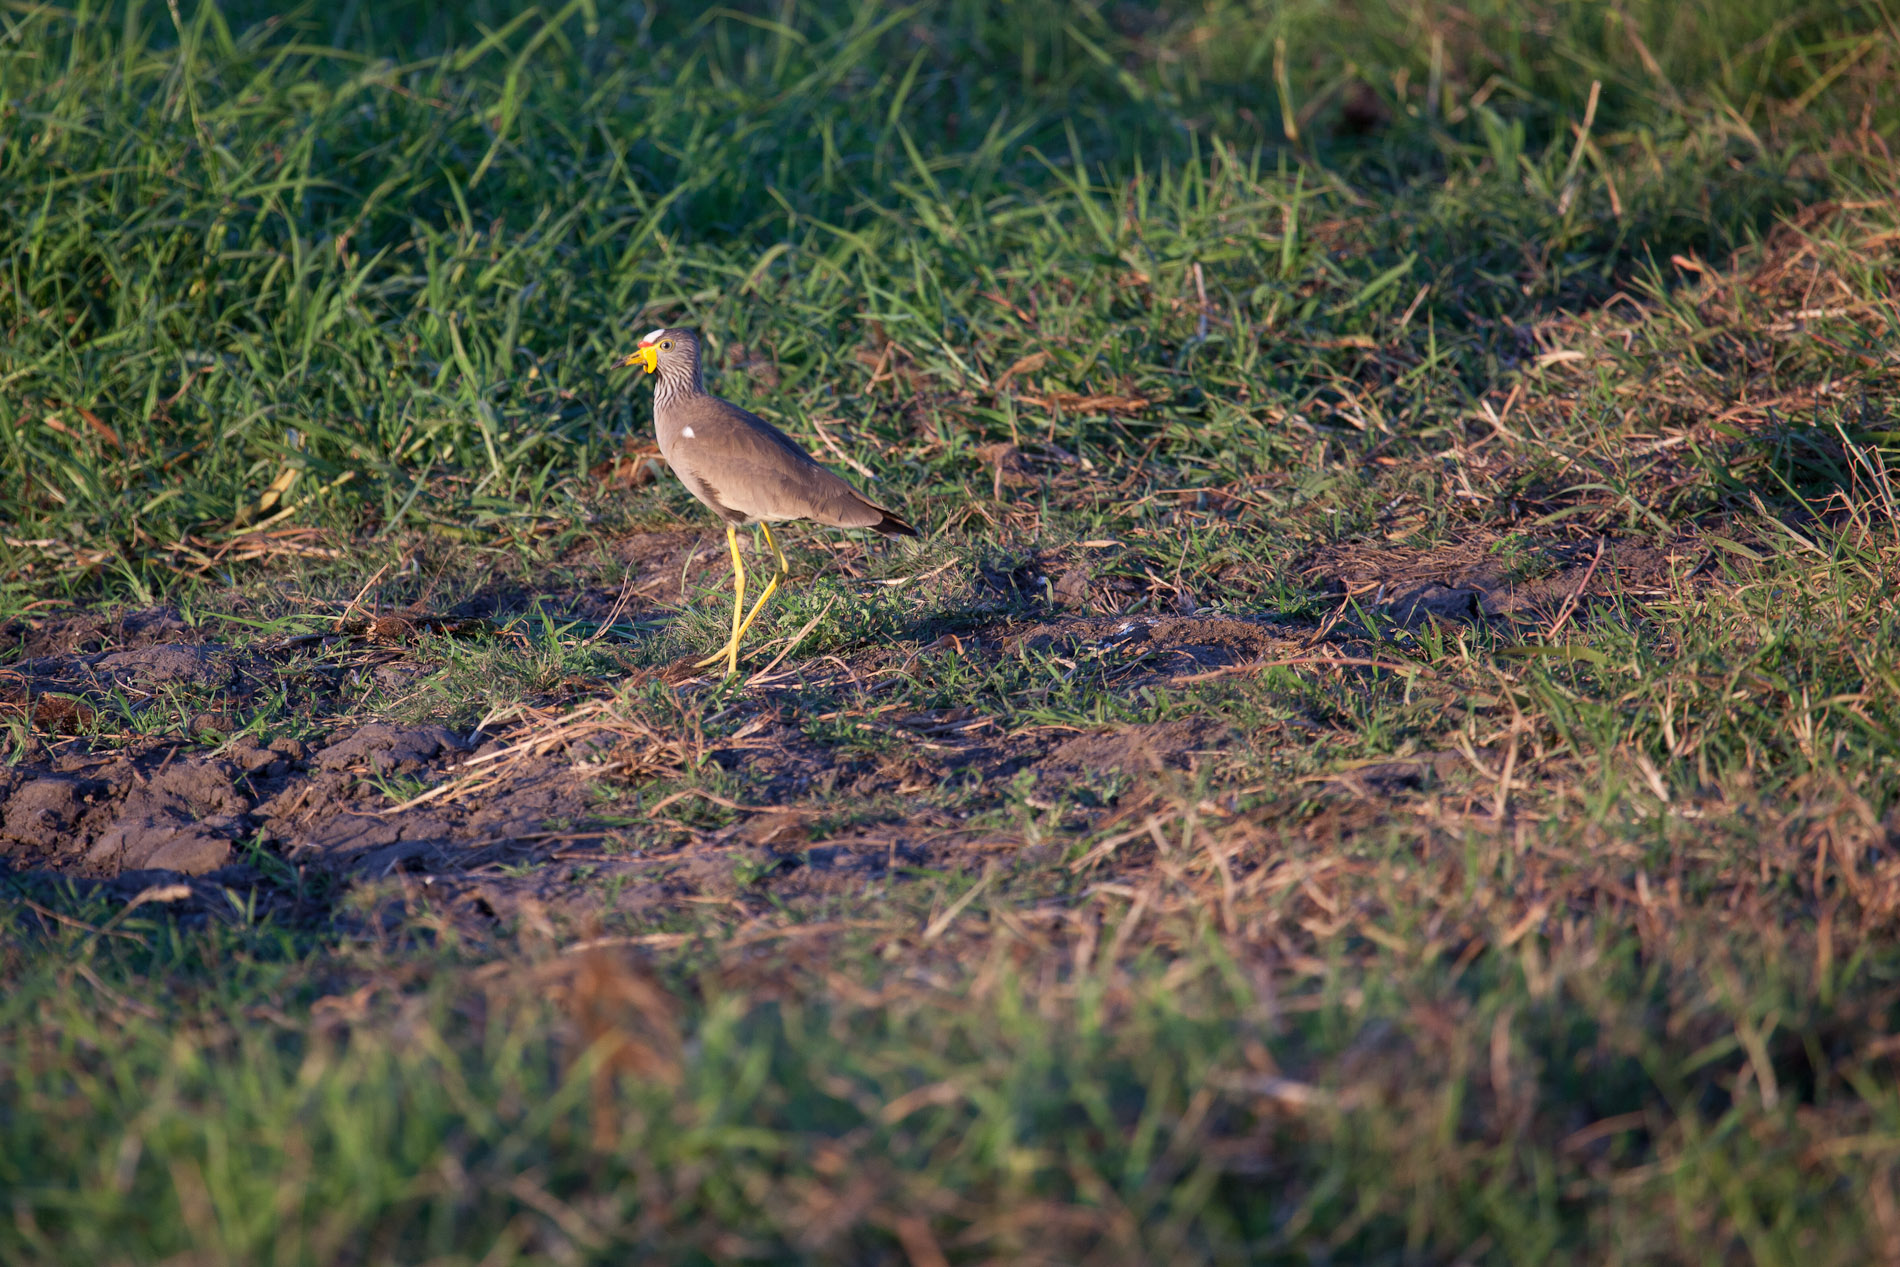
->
[828, 481, 919, 536]
[868, 505, 919, 537]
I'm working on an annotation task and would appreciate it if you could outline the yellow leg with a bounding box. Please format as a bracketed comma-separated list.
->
[694, 524, 794, 676]
[728, 523, 790, 646]
[693, 524, 747, 674]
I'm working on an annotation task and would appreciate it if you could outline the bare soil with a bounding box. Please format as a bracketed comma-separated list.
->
[0, 590, 1305, 923]
[1, 530, 1669, 930]
[1303, 534, 1686, 625]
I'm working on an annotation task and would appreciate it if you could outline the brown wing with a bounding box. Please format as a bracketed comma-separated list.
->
[659, 395, 912, 532]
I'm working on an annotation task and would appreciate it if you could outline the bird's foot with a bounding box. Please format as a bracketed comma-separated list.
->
[691, 575, 782, 678]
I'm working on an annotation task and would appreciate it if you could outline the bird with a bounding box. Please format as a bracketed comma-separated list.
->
[619, 327, 918, 676]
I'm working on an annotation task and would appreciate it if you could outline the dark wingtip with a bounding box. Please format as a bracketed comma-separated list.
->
[874, 510, 920, 537]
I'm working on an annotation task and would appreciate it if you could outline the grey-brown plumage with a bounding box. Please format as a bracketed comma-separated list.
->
[618, 326, 917, 676]
[638, 328, 915, 537]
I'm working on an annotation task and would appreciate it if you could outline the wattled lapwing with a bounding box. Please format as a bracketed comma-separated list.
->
[619, 328, 917, 676]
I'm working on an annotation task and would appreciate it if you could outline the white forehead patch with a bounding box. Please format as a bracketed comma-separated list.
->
[641, 328, 666, 344]
[680, 426, 695, 439]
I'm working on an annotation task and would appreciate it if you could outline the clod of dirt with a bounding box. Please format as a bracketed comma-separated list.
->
[373, 664, 425, 691]
[1052, 568, 1092, 607]
[313, 724, 466, 775]
[96, 643, 229, 686]
[1, 749, 259, 876]
[1, 605, 189, 659]
[976, 442, 1039, 493]
[1043, 718, 1238, 776]
[224, 737, 281, 777]
[85, 760, 252, 876]
[1011, 613, 1292, 676]
[1305, 538, 1681, 627]
[1388, 585, 1484, 623]
[12, 696, 99, 735]
[2, 777, 92, 851]
[1325, 753, 1465, 794]
[92, 818, 242, 875]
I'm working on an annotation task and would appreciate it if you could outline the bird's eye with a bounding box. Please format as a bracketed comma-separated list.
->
[660, 340, 672, 349]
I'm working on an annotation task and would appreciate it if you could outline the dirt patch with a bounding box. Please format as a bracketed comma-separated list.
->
[0, 712, 592, 885]
[702, 716, 854, 798]
[604, 530, 704, 593]
[0, 600, 1356, 933]
[312, 723, 464, 775]
[3, 636, 241, 744]
[970, 542, 1214, 618]
[1, 605, 194, 660]
[1042, 717, 1240, 777]
[95, 643, 231, 686]
[1, 741, 266, 875]
[6, 639, 233, 695]
[1006, 612, 1305, 680]
[421, 528, 705, 627]
[1303, 536, 1685, 626]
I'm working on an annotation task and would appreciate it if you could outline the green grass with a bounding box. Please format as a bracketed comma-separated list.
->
[4, 0, 1880, 574]
[7, 0, 1900, 1263]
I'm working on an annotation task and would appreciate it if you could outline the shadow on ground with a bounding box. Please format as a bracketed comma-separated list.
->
[3, 521, 1670, 940]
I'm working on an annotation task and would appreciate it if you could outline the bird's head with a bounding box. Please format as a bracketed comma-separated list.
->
[619, 327, 699, 376]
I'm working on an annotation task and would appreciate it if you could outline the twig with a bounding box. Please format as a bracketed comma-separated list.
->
[1544, 538, 1606, 640]
[1300, 592, 1356, 650]
[1171, 654, 1437, 686]
[582, 572, 638, 646]
[809, 417, 878, 480]
[1192, 261, 1210, 340]
[1103, 882, 1155, 964]
[72, 962, 161, 1019]
[922, 864, 996, 941]
[642, 787, 825, 817]
[1557, 80, 1602, 214]
[867, 560, 958, 589]
[728, 918, 894, 948]
[336, 563, 389, 629]
[91, 883, 195, 942]
[13, 895, 142, 942]
[1068, 816, 1163, 873]
[1493, 727, 1520, 821]
[559, 932, 694, 954]
[746, 599, 835, 684]
[1396, 282, 1431, 331]
[1211, 1072, 1335, 1109]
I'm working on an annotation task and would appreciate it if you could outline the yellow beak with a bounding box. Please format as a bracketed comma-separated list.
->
[621, 345, 659, 374]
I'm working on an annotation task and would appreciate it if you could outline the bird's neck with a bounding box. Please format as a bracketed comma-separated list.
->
[653, 360, 704, 409]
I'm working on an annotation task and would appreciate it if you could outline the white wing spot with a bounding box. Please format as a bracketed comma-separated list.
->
[680, 426, 695, 439]
[641, 327, 666, 344]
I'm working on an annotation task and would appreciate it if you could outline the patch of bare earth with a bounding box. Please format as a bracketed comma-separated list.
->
[1004, 611, 1308, 679]
[2, 605, 1310, 930]
[0, 717, 588, 875]
[1, 610, 594, 916]
[1303, 535, 1687, 626]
